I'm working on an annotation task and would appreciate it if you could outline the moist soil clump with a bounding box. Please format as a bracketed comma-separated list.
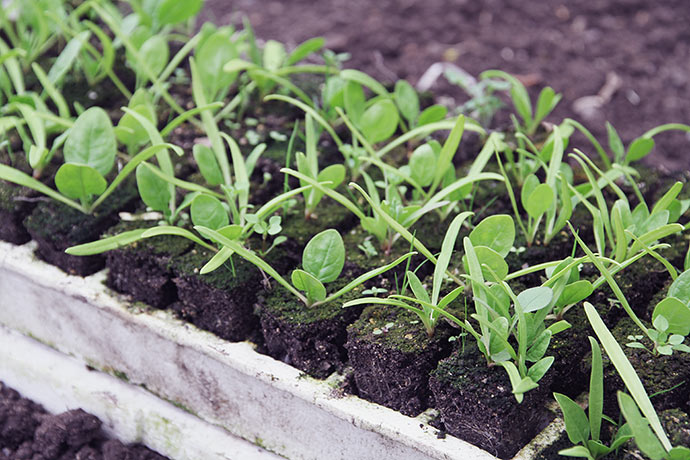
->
[601, 317, 690, 416]
[22, 183, 138, 276]
[170, 247, 264, 343]
[105, 220, 194, 309]
[0, 382, 167, 460]
[345, 305, 457, 416]
[429, 345, 554, 459]
[257, 263, 369, 378]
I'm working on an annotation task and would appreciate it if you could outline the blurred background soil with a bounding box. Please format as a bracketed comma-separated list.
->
[200, 0, 690, 171]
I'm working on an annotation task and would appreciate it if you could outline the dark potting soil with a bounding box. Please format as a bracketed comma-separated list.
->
[0, 182, 34, 245]
[601, 317, 690, 416]
[105, 220, 193, 309]
[345, 305, 457, 416]
[22, 183, 138, 277]
[0, 382, 167, 460]
[203, 0, 690, 172]
[257, 263, 370, 378]
[429, 345, 555, 459]
[170, 246, 264, 343]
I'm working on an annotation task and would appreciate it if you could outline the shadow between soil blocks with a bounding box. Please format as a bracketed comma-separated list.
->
[429, 346, 554, 459]
[257, 264, 367, 379]
[345, 305, 456, 416]
[170, 247, 264, 344]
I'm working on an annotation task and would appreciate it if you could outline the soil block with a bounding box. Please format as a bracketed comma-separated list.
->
[345, 305, 457, 416]
[105, 220, 193, 309]
[171, 246, 263, 343]
[601, 317, 690, 416]
[22, 183, 138, 276]
[547, 304, 594, 397]
[429, 345, 554, 459]
[0, 181, 35, 245]
[0, 381, 166, 460]
[257, 264, 370, 378]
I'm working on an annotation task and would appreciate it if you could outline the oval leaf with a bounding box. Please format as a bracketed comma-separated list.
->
[474, 246, 509, 281]
[556, 280, 594, 308]
[417, 105, 447, 126]
[156, 0, 203, 26]
[517, 286, 553, 313]
[291, 269, 326, 303]
[302, 229, 345, 283]
[54, 163, 107, 200]
[193, 144, 223, 186]
[469, 214, 515, 257]
[669, 269, 690, 305]
[394, 80, 419, 123]
[409, 143, 436, 187]
[190, 194, 229, 230]
[626, 137, 655, 163]
[652, 297, 690, 336]
[525, 183, 554, 219]
[360, 99, 399, 144]
[136, 163, 171, 214]
[64, 107, 117, 176]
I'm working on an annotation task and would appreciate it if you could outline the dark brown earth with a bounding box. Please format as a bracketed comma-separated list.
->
[201, 0, 690, 171]
[0, 382, 167, 460]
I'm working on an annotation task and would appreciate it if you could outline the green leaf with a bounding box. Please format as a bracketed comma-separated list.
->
[517, 286, 553, 313]
[47, 31, 88, 85]
[554, 392, 590, 445]
[469, 214, 515, 257]
[200, 246, 234, 275]
[286, 37, 324, 66]
[344, 81, 366, 125]
[394, 80, 419, 123]
[302, 229, 345, 283]
[617, 392, 667, 460]
[527, 356, 554, 383]
[557, 445, 594, 458]
[66, 228, 148, 256]
[606, 122, 624, 164]
[585, 303, 672, 451]
[535, 87, 560, 124]
[652, 297, 690, 336]
[156, 0, 203, 26]
[360, 99, 399, 144]
[340, 69, 389, 97]
[407, 270, 430, 305]
[669, 269, 690, 305]
[525, 183, 554, 219]
[652, 181, 683, 216]
[526, 330, 551, 362]
[116, 104, 156, 148]
[196, 31, 237, 101]
[54, 164, 107, 200]
[193, 144, 223, 186]
[409, 143, 436, 187]
[136, 163, 171, 214]
[521, 174, 539, 211]
[669, 447, 690, 460]
[64, 107, 117, 176]
[291, 269, 326, 303]
[556, 280, 594, 308]
[588, 337, 604, 442]
[432, 211, 473, 305]
[139, 35, 169, 80]
[262, 40, 286, 72]
[626, 137, 655, 164]
[190, 194, 229, 230]
[474, 246, 509, 281]
[417, 105, 447, 126]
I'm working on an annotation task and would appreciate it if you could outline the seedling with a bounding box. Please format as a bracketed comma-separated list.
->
[554, 337, 633, 459]
[0, 107, 181, 214]
[343, 211, 473, 337]
[586, 303, 690, 459]
[480, 70, 561, 137]
[195, 227, 415, 308]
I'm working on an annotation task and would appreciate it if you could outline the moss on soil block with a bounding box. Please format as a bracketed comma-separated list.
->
[429, 345, 554, 459]
[280, 196, 357, 245]
[345, 304, 458, 416]
[257, 263, 371, 378]
[170, 246, 263, 343]
[616, 409, 690, 459]
[105, 220, 193, 309]
[600, 317, 690, 417]
[22, 182, 138, 276]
